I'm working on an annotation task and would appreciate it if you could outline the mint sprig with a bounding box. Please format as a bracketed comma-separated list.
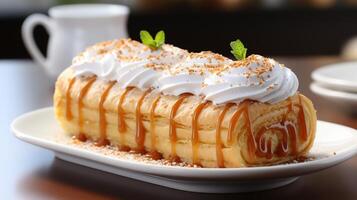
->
[230, 39, 247, 60]
[140, 30, 165, 49]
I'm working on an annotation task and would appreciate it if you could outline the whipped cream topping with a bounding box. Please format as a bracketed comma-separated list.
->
[71, 39, 298, 104]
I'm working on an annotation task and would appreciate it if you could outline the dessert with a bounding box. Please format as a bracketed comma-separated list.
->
[54, 34, 316, 168]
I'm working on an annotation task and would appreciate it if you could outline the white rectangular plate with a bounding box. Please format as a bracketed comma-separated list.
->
[11, 107, 357, 193]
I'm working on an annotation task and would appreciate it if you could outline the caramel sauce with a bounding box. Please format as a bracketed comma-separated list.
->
[243, 104, 255, 161]
[285, 98, 297, 155]
[256, 127, 283, 159]
[215, 103, 234, 168]
[287, 97, 293, 112]
[298, 95, 308, 141]
[76, 133, 87, 142]
[65, 77, 76, 120]
[117, 87, 134, 151]
[135, 89, 151, 153]
[286, 122, 297, 155]
[192, 101, 209, 165]
[243, 96, 308, 163]
[255, 98, 292, 158]
[169, 94, 190, 162]
[149, 96, 162, 160]
[227, 101, 250, 146]
[255, 122, 298, 159]
[78, 77, 96, 135]
[227, 101, 256, 162]
[97, 81, 116, 146]
[119, 146, 131, 152]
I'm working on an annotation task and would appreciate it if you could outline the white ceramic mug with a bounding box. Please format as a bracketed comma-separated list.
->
[22, 4, 129, 82]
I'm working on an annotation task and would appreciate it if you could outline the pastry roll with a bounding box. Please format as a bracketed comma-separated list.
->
[54, 39, 316, 168]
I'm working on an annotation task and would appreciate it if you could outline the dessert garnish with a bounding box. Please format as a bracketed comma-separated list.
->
[140, 30, 165, 49]
[230, 39, 247, 60]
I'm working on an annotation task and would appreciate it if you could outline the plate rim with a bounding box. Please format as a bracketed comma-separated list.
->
[11, 107, 357, 180]
[311, 61, 357, 91]
[310, 82, 357, 101]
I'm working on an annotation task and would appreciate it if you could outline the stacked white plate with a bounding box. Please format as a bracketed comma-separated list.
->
[311, 61, 357, 113]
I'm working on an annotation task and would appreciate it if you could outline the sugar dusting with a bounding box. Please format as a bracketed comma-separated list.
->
[53, 134, 328, 168]
[62, 136, 201, 168]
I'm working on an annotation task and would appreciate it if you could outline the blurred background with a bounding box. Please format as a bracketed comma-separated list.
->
[2, 0, 357, 59]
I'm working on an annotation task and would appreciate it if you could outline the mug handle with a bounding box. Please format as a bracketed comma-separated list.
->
[22, 14, 53, 72]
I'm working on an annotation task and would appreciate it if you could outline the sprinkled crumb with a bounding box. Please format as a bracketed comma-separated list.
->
[72, 39, 284, 86]
[52, 134, 325, 168]
[287, 156, 316, 164]
[65, 136, 200, 168]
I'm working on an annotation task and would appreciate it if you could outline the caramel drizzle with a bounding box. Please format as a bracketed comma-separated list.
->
[256, 126, 280, 159]
[286, 122, 297, 155]
[276, 98, 297, 157]
[135, 89, 151, 153]
[192, 101, 210, 165]
[215, 103, 234, 168]
[227, 101, 251, 146]
[149, 96, 162, 160]
[65, 77, 76, 121]
[255, 97, 294, 158]
[297, 95, 308, 141]
[117, 87, 134, 151]
[76, 133, 87, 142]
[244, 96, 308, 162]
[287, 97, 293, 113]
[77, 76, 96, 141]
[237, 102, 256, 162]
[68, 77, 308, 165]
[97, 81, 116, 146]
[169, 94, 191, 162]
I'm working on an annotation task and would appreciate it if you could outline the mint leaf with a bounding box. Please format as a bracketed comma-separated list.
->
[230, 39, 247, 60]
[140, 30, 165, 49]
[155, 30, 165, 47]
[140, 30, 156, 47]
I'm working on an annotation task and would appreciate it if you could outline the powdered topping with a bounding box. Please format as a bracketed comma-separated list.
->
[70, 38, 298, 104]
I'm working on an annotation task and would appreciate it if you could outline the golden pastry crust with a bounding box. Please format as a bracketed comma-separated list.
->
[54, 68, 317, 168]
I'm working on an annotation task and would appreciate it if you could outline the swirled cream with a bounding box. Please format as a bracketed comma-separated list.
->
[71, 39, 299, 104]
